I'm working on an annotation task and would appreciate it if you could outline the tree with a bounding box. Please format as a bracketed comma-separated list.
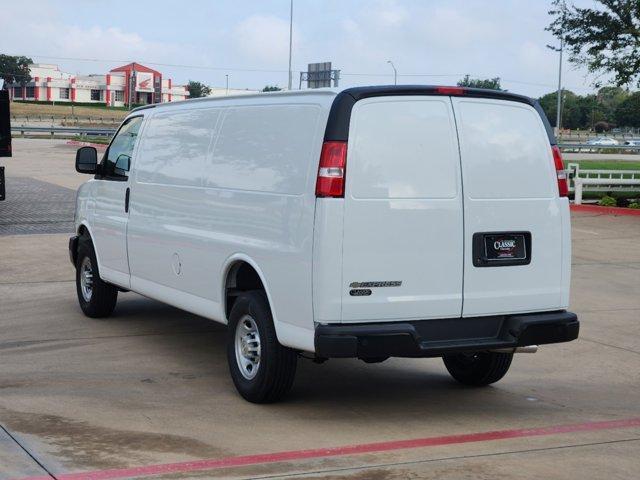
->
[457, 75, 502, 90]
[547, 0, 640, 87]
[187, 80, 211, 98]
[539, 89, 595, 129]
[0, 54, 33, 89]
[538, 87, 627, 130]
[262, 85, 282, 92]
[539, 90, 564, 128]
[615, 92, 640, 127]
[596, 86, 628, 120]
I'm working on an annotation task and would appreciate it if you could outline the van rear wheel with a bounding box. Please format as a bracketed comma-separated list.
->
[227, 291, 297, 403]
[75, 236, 118, 318]
[442, 351, 513, 386]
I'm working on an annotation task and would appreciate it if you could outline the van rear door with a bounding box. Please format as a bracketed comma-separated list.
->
[451, 97, 564, 316]
[340, 96, 464, 322]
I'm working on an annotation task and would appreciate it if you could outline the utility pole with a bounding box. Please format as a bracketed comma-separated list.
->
[225, 75, 229, 95]
[288, 0, 293, 90]
[547, 36, 563, 136]
[387, 60, 397, 85]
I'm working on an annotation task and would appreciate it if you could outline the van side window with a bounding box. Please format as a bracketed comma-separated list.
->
[100, 116, 143, 179]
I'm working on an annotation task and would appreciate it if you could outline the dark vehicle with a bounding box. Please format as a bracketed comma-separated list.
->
[0, 89, 10, 200]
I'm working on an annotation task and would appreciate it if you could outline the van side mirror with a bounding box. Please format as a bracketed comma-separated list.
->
[75, 146, 98, 174]
[114, 154, 130, 176]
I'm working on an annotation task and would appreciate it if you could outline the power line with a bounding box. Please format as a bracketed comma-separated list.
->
[9, 53, 584, 89]
[2, 52, 597, 92]
[341, 72, 464, 77]
[13, 54, 290, 74]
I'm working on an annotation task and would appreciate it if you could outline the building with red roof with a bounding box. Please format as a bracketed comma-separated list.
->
[8, 62, 189, 107]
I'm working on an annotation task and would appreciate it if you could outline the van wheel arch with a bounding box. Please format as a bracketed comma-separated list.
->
[224, 260, 267, 320]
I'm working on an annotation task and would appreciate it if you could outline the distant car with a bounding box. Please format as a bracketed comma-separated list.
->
[586, 137, 619, 146]
[624, 139, 640, 146]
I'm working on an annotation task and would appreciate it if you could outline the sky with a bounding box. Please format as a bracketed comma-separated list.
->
[0, 0, 604, 98]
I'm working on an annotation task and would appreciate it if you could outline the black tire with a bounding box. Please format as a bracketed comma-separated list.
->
[227, 291, 297, 403]
[75, 235, 118, 318]
[442, 351, 513, 386]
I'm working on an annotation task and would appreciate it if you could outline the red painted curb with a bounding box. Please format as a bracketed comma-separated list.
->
[571, 204, 640, 216]
[65, 140, 108, 150]
[13, 417, 640, 480]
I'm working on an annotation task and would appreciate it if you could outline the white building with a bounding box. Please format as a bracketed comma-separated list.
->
[207, 87, 261, 97]
[8, 62, 189, 107]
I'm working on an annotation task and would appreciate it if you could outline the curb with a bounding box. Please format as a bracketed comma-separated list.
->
[66, 140, 108, 149]
[571, 204, 640, 217]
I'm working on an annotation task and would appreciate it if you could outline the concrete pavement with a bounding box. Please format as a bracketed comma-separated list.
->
[0, 140, 638, 479]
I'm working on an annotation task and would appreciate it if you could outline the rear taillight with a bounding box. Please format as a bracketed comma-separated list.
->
[551, 145, 568, 197]
[316, 141, 347, 198]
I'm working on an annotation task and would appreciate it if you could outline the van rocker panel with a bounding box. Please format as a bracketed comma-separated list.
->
[315, 311, 579, 358]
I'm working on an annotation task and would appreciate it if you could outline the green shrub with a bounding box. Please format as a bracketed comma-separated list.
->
[598, 195, 617, 207]
[629, 202, 640, 209]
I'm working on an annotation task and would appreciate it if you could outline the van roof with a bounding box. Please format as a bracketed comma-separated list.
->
[130, 85, 555, 144]
[133, 84, 536, 109]
[129, 88, 340, 113]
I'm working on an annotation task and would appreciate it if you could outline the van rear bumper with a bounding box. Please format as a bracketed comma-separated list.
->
[314, 311, 579, 359]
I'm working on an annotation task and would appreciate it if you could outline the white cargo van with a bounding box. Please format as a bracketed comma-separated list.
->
[70, 86, 579, 403]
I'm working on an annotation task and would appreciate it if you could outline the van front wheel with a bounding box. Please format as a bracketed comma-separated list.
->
[442, 351, 513, 386]
[75, 236, 118, 318]
[227, 291, 297, 403]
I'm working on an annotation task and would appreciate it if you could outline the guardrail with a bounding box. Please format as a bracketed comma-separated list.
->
[559, 143, 640, 153]
[558, 130, 640, 141]
[11, 115, 122, 124]
[566, 162, 640, 204]
[11, 125, 116, 137]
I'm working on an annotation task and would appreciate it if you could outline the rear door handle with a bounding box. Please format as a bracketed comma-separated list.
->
[125, 187, 130, 213]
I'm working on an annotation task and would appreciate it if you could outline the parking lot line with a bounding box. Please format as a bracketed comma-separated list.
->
[11, 417, 640, 480]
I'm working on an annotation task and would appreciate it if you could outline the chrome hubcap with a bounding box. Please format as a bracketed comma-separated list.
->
[80, 257, 94, 302]
[234, 315, 261, 380]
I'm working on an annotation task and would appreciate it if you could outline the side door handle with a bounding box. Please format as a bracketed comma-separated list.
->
[124, 187, 130, 213]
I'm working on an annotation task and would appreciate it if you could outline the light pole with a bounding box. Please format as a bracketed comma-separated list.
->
[288, 0, 293, 90]
[547, 37, 563, 136]
[387, 60, 397, 85]
[225, 74, 229, 95]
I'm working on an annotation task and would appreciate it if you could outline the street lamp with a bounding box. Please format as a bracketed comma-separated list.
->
[225, 74, 229, 96]
[547, 37, 563, 136]
[387, 60, 397, 85]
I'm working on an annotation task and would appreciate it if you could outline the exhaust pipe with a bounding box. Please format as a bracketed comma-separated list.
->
[491, 345, 538, 354]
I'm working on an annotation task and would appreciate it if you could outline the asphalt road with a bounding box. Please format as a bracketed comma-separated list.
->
[0, 139, 639, 480]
